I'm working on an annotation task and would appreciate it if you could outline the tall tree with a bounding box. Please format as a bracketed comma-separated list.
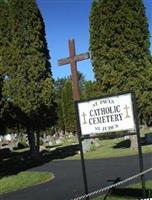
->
[140, 65, 152, 126]
[54, 77, 67, 133]
[2, 0, 55, 156]
[61, 80, 76, 134]
[90, 0, 152, 123]
[0, 0, 10, 133]
[83, 80, 100, 99]
[54, 72, 86, 134]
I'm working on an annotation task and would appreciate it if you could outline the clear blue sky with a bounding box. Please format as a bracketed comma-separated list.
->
[36, 0, 152, 81]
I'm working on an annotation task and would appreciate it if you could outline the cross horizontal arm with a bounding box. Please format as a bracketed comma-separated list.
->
[58, 52, 90, 66]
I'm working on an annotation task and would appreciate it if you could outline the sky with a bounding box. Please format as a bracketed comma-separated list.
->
[36, 0, 152, 81]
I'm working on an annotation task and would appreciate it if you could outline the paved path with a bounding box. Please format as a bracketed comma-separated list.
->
[1, 153, 152, 200]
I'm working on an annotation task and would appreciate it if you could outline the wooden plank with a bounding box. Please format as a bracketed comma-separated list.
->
[58, 57, 71, 66]
[74, 52, 90, 62]
[58, 52, 90, 66]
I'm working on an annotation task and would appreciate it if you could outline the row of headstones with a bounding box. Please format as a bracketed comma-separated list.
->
[0, 132, 102, 153]
[0, 134, 28, 150]
[40, 132, 78, 152]
[0, 132, 78, 150]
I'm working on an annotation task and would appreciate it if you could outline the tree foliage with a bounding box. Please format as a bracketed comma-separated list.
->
[83, 80, 100, 99]
[0, 0, 11, 133]
[54, 78, 67, 133]
[61, 80, 76, 134]
[90, 0, 152, 124]
[54, 72, 87, 134]
[1, 0, 55, 155]
[140, 66, 152, 125]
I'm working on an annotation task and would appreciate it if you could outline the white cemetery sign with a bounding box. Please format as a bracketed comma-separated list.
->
[77, 93, 136, 135]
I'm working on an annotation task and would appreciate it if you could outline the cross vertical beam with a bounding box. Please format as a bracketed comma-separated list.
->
[68, 39, 80, 100]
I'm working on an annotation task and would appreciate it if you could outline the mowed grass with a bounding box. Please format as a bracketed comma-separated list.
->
[85, 138, 152, 159]
[66, 137, 152, 160]
[93, 180, 152, 200]
[0, 171, 54, 195]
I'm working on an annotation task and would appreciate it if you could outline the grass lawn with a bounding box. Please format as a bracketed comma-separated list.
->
[65, 137, 152, 160]
[0, 171, 54, 195]
[13, 128, 152, 161]
[93, 180, 152, 200]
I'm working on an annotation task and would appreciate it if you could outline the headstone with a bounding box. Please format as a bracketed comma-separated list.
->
[56, 139, 62, 145]
[94, 141, 100, 148]
[40, 145, 46, 152]
[4, 134, 12, 142]
[124, 135, 130, 140]
[0, 136, 3, 142]
[82, 139, 92, 152]
[48, 141, 53, 146]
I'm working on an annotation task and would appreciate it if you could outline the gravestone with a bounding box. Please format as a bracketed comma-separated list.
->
[48, 141, 53, 146]
[4, 134, 12, 142]
[56, 139, 62, 145]
[94, 139, 100, 148]
[82, 139, 92, 152]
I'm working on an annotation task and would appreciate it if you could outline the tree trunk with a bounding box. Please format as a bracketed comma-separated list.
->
[36, 130, 40, 153]
[27, 129, 38, 158]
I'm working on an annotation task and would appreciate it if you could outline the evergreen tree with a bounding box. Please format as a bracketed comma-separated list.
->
[0, 0, 10, 133]
[83, 80, 100, 99]
[140, 66, 152, 125]
[90, 0, 152, 123]
[61, 80, 76, 134]
[2, 0, 55, 155]
[54, 77, 67, 133]
[54, 72, 86, 134]
[78, 72, 86, 98]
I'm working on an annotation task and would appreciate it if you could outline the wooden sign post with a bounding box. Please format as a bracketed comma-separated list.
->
[58, 39, 90, 199]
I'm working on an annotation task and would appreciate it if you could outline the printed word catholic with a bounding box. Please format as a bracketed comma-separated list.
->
[89, 105, 123, 125]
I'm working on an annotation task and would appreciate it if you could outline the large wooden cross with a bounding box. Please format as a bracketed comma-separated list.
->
[58, 39, 90, 101]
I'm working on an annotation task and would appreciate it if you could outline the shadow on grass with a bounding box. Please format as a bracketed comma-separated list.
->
[113, 137, 152, 149]
[113, 139, 131, 149]
[45, 144, 62, 149]
[0, 144, 79, 178]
